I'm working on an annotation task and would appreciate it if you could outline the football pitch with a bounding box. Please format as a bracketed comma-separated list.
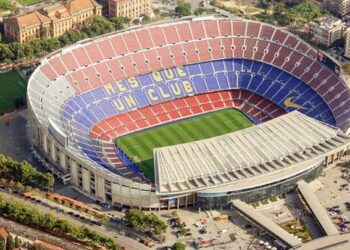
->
[116, 109, 253, 180]
[0, 70, 27, 113]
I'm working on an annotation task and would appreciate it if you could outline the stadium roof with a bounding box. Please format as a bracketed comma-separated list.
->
[154, 111, 350, 194]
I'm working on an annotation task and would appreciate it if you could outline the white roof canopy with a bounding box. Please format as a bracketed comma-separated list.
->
[154, 111, 350, 194]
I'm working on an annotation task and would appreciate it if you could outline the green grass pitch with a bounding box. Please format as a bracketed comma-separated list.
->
[0, 70, 27, 113]
[116, 109, 253, 181]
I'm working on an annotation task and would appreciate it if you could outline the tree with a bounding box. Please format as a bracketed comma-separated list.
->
[100, 214, 110, 225]
[0, 45, 15, 62]
[178, 226, 186, 236]
[287, 0, 322, 25]
[8, 180, 15, 188]
[6, 234, 14, 250]
[153, 8, 160, 17]
[142, 14, 151, 23]
[66, 30, 87, 44]
[30, 40, 43, 56]
[111, 16, 131, 30]
[145, 213, 167, 235]
[62, 200, 69, 207]
[39, 38, 60, 52]
[24, 185, 32, 193]
[40, 213, 57, 230]
[0, 0, 15, 11]
[194, 7, 214, 16]
[28, 243, 42, 250]
[15, 182, 24, 191]
[124, 209, 167, 235]
[124, 209, 145, 231]
[83, 16, 115, 37]
[175, 1, 191, 17]
[0, 240, 5, 250]
[42, 173, 55, 189]
[0, 195, 120, 250]
[173, 242, 186, 250]
[24, 43, 34, 59]
[59, 34, 71, 47]
[8, 43, 26, 61]
[14, 235, 21, 248]
[0, 155, 55, 191]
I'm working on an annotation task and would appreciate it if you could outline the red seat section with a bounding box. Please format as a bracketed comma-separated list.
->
[90, 90, 285, 141]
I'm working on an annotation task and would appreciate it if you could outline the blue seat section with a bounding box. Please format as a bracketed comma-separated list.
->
[91, 87, 106, 100]
[205, 74, 220, 91]
[238, 72, 252, 89]
[115, 146, 142, 174]
[100, 100, 116, 117]
[212, 60, 225, 72]
[244, 114, 261, 125]
[216, 73, 229, 90]
[62, 58, 336, 175]
[192, 76, 208, 93]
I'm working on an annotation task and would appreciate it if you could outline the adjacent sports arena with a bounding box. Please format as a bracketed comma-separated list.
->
[27, 17, 350, 210]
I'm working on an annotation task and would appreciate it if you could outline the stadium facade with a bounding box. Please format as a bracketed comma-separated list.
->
[28, 16, 350, 209]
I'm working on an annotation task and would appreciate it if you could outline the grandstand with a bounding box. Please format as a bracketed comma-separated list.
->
[27, 16, 350, 209]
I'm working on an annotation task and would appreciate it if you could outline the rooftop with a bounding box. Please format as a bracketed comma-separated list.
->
[7, 0, 100, 28]
[311, 15, 344, 29]
[154, 111, 350, 194]
[0, 227, 8, 241]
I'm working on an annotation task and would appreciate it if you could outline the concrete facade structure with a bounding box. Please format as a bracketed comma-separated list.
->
[345, 28, 350, 58]
[324, 0, 350, 17]
[108, 0, 151, 19]
[3, 0, 102, 43]
[309, 15, 345, 47]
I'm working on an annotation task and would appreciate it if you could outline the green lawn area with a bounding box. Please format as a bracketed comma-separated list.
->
[0, 70, 27, 114]
[0, 0, 15, 11]
[116, 109, 253, 180]
[280, 220, 312, 242]
[16, 0, 44, 6]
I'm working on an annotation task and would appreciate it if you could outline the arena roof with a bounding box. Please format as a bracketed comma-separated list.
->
[154, 111, 350, 194]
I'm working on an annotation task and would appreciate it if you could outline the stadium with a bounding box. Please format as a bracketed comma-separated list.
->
[27, 16, 350, 210]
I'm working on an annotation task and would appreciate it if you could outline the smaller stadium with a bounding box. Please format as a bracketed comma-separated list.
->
[27, 16, 350, 209]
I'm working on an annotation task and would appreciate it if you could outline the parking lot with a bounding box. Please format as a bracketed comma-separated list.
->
[156, 208, 277, 249]
[315, 158, 350, 233]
